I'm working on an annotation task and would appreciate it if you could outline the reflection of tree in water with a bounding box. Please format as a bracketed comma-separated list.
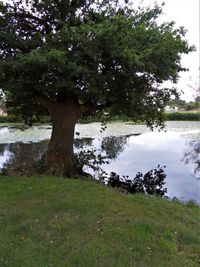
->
[1, 141, 49, 169]
[101, 136, 128, 160]
[74, 138, 93, 149]
[0, 144, 7, 156]
[183, 140, 200, 178]
[1, 136, 128, 173]
[75, 136, 128, 173]
[74, 136, 128, 162]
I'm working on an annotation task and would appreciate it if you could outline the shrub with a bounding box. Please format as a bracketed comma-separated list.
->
[104, 165, 167, 197]
[165, 112, 200, 121]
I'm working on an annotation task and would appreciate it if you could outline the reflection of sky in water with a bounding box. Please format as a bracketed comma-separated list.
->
[0, 121, 200, 202]
[102, 132, 200, 202]
[0, 150, 13, 169]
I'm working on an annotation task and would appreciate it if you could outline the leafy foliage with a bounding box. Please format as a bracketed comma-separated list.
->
[0, 0, 194, 127]
[167, 98, 186, 109]
[195, 96, 200, 103]
[74, 136, 127, 175]
[105, 165, 167, 196]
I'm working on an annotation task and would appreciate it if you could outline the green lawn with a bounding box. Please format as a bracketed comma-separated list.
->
[0, 176, 199, 267]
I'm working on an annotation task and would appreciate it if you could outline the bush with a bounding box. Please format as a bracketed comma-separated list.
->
[103, 165, 167, 197]
[0, 115, 22, 123]
[0, 115, 50, 124]
[165, 112, 200, 121]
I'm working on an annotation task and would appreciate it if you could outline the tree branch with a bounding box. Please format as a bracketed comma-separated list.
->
[35, 93, 54, 112]
[7, 4, 51, 34]
[96, 101, 114, 112]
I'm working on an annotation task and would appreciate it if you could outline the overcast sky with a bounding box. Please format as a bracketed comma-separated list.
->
[136, 0, 200, 101]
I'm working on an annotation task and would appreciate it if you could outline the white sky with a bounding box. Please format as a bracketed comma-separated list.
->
[137, 0, 200, 101]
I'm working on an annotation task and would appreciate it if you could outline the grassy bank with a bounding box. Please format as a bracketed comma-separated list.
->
[0, 176, 199, 267]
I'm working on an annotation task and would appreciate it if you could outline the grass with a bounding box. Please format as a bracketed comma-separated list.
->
[0, 176, 199, 267]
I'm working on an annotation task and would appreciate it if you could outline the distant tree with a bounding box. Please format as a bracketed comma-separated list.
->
[167, 98, 186, 109]
[185, 101, 200, 111]
[0, 0, 194, 176]
[195, 96, 200, 103]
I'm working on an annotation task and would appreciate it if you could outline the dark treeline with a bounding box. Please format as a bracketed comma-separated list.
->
[0, 112, 200, 124]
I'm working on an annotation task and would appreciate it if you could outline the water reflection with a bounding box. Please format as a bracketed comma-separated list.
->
[0, 141, 49, 169]
[74, 138, 93, 149]
[0, 127, 200, 202]
[183, 141, 200, 178]
[0, 136, 128, 171]
[101, 136, 128, 160]
[100, 132, 200, 202]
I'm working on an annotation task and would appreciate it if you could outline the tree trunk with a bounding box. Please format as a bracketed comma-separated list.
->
[36, 94, 98, 177]
[45, 99, 81, 177]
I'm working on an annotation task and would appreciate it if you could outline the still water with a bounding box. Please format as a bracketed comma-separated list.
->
[0, 121, 199, 202]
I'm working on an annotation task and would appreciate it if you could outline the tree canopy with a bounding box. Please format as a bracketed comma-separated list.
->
[0, 0, 194, 126]
[0, 0, 195, 176]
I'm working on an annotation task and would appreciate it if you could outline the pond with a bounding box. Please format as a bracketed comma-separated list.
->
[0, 121, 200, 203]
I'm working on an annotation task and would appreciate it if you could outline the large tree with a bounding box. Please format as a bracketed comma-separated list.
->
[0, 0, 194, 176]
